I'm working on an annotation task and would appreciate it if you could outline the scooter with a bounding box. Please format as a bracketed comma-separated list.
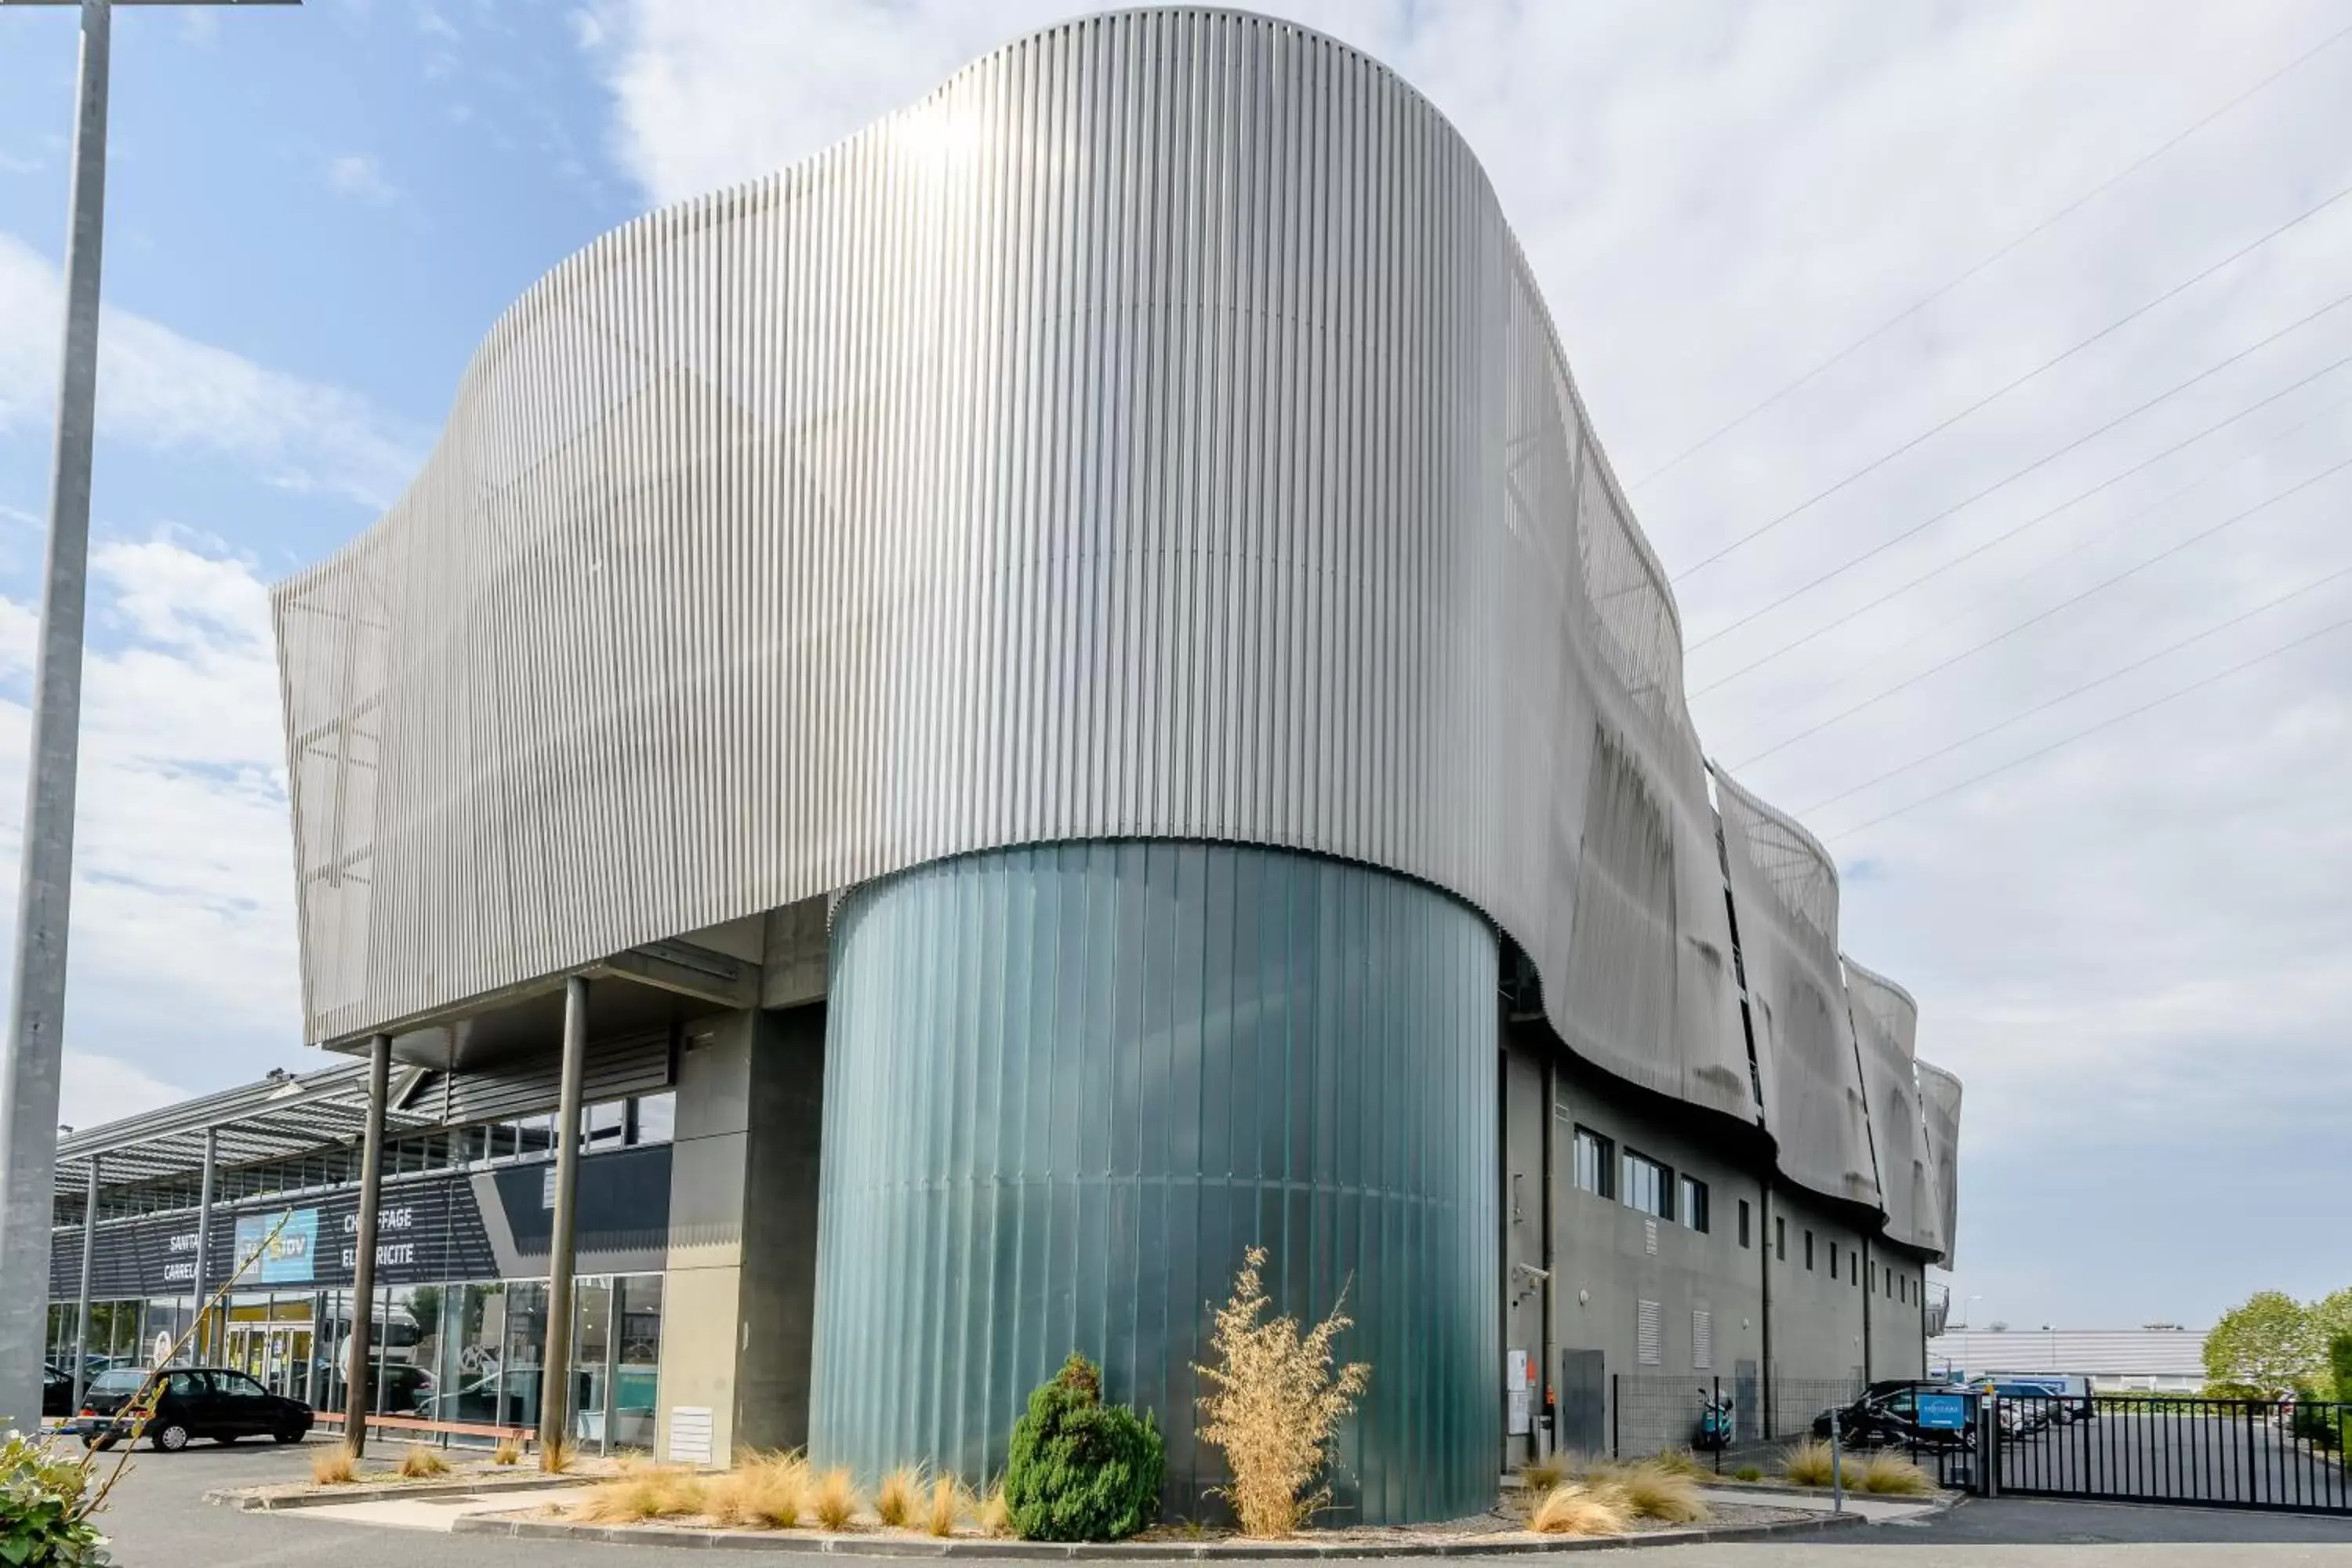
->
[1694, 1388, 1736, 1451]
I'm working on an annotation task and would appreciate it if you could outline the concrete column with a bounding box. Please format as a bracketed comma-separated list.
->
[191, 1126, 217, 1362]
[71, 1156, 97, 1410]
[343, 1033, 390, 1457]
[0, 0, 111, 1436]
[539, 975, 589, 1465]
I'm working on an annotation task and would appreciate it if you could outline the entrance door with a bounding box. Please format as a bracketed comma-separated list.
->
[1559, 1349, 1606, 1456]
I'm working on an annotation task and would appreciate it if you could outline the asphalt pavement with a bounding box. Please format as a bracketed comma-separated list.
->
[74, 1435, 2352, 1568]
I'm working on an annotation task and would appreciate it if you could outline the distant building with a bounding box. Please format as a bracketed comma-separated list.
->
[1929, 1327, 2207, 1391]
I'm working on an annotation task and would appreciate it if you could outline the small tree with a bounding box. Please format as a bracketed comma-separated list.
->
[1194, 1245, 1370, 1537]
[1002, 1352, 1163, 1541]
[2328, 1334, 2352, 1406]
[2205, 1290, 2321, 1396]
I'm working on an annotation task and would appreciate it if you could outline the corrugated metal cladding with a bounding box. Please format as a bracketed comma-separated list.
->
[1918, 1060, 1963, 1268]
[270, 10, 1955, 1223]
[815, 841, 1497, 1524]
[1843, 956, 1929, 1254]
[1713, 769, 1879, 1210]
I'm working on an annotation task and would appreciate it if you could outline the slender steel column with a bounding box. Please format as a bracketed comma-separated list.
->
[343, 1033, 390, 1457]
[71, 1156, 97, 1410]
[539, 975, 589, 1466]
[0, 0, 110, 1435]
[191, 1126, 217, 1362]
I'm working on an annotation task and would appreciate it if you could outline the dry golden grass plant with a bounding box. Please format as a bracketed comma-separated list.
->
[1857, 1452, 1936, 1495]
[1528, 1481, 1632, 1537]
[1780, 1439, 1837, 1487]
[707, 1451, 810, 1528]
[310, 1447, 358, 1486]
[1611, 1460, 1708, 1523]
[976, 1485, 1011, 1537]
[1519, 1457, 1569, 1498]
[490, 1438, 521, 1467]
[541, 1433, 576, 1475]
[875, 1464, 923, 1527]
[1646, 1448, 1705, 1479]
[809, 1466, 862, 1531]
[397, 1445, 451, 1479]
[1193, 1245, 1370, 1537]
[574, 1466, 707, 1523]
[922, 1475, 967, 1537]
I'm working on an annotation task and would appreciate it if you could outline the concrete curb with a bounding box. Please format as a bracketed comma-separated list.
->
[207, 1473, 596, 1512]
[450, 1509, 1869, 1557]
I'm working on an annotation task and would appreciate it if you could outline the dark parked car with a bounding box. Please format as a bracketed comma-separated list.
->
[41, 1364, 75, 1418]
[74, 1367, 313, 1452]
[1812, 1382, 1975, 1450]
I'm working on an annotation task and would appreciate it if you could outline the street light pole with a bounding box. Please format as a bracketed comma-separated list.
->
[0, 0, 301, 1435]
[0, 0, 111, 1437]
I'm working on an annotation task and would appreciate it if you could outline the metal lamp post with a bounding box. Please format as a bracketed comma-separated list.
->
[0, 0, 299, 1433]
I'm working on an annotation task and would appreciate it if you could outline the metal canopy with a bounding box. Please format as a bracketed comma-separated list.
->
[53, 1059, 433, 1205]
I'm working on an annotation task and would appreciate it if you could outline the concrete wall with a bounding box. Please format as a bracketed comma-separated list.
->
[1513, 1033, 1772, 1460]
[655, 1011, 754, 1463]
[1866, 1243, 1930, 1381]
[1762, 1181, 1871, 1429]
[733, 1004, 826, 1454]
[1505, 1024, 1941, 1461]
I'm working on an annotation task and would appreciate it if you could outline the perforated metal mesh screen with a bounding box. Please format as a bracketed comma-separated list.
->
[273, 7, 1952, 1228]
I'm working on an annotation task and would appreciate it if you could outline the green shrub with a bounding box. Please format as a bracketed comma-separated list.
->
[2330, 1333, 2352, 1404]
[1003, 1352, 1163, 1541]
[0, 1431, 109, 1566]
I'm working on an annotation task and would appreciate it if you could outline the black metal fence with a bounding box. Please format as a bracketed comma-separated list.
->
[1993, 1393, 2351, 1515]
[1608, 1373, 1861, 1469]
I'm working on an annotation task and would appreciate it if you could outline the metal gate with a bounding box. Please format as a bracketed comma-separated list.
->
[1991, 1393, 2352, 1515]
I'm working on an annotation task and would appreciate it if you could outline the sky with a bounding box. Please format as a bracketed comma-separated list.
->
[0, 0, 2346, 1335]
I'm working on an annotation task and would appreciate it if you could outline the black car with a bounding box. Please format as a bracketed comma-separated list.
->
[74, 1367, 314, 1452]
[1812, 1381, 1974, 1450]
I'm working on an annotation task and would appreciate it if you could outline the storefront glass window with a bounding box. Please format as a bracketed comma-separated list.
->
[631, 1093, 675, 1146]
[571, 1278, 612, 1446]
[501, 1282, 546, 1430]
[612, 1275, 662, 1448]
[438, 1283, 504, 1425]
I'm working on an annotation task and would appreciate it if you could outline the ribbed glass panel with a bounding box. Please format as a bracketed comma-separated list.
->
[809, 840, 1497, 1526]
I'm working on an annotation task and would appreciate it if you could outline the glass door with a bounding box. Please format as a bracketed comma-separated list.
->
[571, 1278, 611, 1451]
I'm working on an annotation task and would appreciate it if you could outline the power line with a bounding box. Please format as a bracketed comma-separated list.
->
[1722, 452, 2352, 768]
[1630, 17, 2352, 492]
[1668, 172, 2352, 582]
[1686, 291, 2352, 657]
[1686, 354, 2352, 697]
[1795, 561, 2352, 816]
[1817, 609, 2352, 840]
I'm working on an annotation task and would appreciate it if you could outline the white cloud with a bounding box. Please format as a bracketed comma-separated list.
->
[583, 0, 2352, 1325]
[325, 152, 397, 205]
[0, 232, 424, 508]
[568, 9, 604, 50]
[0, 153, 39, 177]
[0, 532, 306, 1129]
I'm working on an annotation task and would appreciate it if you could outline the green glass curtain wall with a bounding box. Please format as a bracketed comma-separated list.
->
[809, 840, 1499, 1525]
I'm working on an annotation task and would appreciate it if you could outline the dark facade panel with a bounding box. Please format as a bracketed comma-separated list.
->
[809, 841, 1498, 1525]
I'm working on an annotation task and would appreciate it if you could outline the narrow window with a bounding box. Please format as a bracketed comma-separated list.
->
[1804, 1229, 1815, 1270]
[1737, 1199, 1751, 1249]
[1573, 1127, 1616, 1198]
[1829, 1240, 1839, 1278]
[1679, 1175, 1710, 1234]
[1775, 1215, 1786, 1261]
[1621, 1151, 1672, 1220]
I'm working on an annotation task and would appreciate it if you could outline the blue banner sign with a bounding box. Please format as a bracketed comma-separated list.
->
[1916, 1392, 1970, 1431]
[233, 1208, 320, 1285]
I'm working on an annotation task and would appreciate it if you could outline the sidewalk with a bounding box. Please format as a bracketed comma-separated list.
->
[285, 1483, 584, 1534]
[1692, 1486, 1943, 1524]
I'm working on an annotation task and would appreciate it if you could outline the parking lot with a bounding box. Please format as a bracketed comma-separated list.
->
[1996, 1406, 2350, 1512]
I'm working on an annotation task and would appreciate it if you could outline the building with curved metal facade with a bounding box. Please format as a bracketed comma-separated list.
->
[268, 7, 1962, 1523]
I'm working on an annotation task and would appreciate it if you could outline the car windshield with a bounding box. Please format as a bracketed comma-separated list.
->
[89, 1370, 147, 1395]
